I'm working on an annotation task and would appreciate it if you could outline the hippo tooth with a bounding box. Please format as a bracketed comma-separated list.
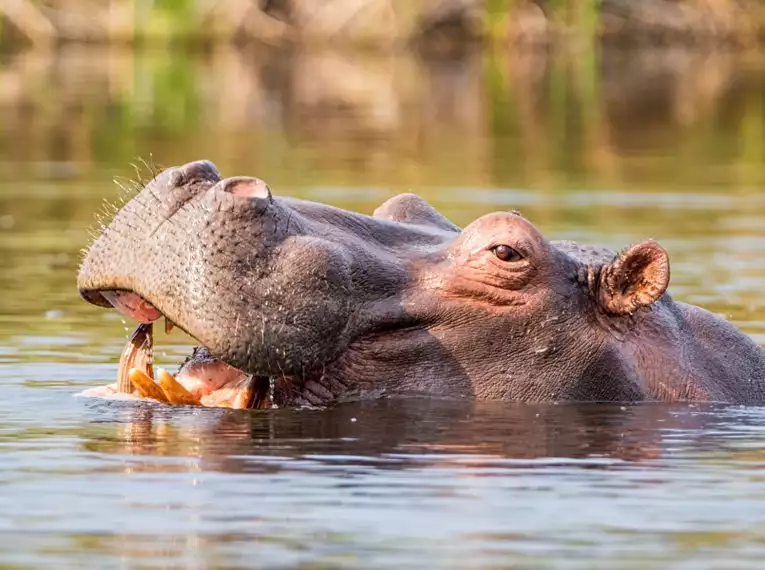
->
[164, 317, 175, 335]
[157, 368, 201, 406]
[128, 368, 169, 404]
[117, 323, 154, 394]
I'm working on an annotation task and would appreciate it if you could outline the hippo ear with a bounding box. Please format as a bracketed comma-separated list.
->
[596, 240, 670, 315]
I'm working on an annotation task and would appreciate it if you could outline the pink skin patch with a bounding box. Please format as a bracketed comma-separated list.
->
[170, 360, 251, 407]
[101, 291, 162, 323]
[175, 360, 248, 397]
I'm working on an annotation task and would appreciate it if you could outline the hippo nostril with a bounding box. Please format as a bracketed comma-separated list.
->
[146, 160, 223, 220]
[168, 160, 222, 189]
[219, 176, 273, 200]
[168, 167, 185, 188]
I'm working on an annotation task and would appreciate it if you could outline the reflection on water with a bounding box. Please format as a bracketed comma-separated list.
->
[3, 394, 765, 568]
[2, 44, 763, 191]
[77, 399, 756, 468]
[1, 43, 765, 567]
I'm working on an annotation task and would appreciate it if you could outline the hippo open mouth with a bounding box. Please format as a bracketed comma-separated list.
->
[82, 290, 271, 409]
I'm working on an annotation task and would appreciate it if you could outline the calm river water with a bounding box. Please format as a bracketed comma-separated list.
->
[1, 44, 765, 568]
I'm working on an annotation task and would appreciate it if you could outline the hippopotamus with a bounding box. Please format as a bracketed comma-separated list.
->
[77, 160, 765, 408]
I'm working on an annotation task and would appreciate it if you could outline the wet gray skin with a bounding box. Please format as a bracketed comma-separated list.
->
[77, 160, 765, 407]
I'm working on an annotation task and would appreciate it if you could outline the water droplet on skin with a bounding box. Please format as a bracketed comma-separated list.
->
[268, 377, 277, 408]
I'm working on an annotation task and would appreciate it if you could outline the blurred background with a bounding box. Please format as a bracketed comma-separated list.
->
[2, 2, 765, 567]
[2, 1, 765, 337]
[2, 1, 765, 341]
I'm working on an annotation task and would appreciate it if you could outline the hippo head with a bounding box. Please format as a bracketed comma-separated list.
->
[78, 160, 671, 406]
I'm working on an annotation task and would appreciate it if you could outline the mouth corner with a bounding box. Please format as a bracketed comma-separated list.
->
[78, 288, 113, 309]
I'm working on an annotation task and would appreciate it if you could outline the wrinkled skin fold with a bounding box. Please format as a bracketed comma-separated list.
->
[77, 160, 765, 408]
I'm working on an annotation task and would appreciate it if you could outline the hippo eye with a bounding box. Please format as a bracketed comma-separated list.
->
[492, 244, 524, 262]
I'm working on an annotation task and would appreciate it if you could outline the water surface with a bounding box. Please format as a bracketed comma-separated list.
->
[1, 44, 765, 568]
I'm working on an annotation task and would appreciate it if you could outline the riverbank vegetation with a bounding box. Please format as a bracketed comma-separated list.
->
[2, 43, 763, 195]
[3, 0, 765, 48]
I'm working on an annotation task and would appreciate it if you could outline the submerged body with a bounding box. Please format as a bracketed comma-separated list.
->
[77, 160, 765, 407]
